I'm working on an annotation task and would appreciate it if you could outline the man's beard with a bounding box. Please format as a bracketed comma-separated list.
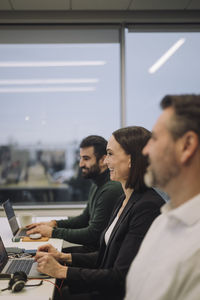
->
[81, 163, 101, 179]
[144, 161, 180, 190]
[144, 168, 157, 188]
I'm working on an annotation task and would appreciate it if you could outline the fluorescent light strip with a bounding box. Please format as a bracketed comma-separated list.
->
[148, 38, 185, 74]
[0, 61, 106, 67]
[0, 87, 96, 93]
[0, 78, 99, 85]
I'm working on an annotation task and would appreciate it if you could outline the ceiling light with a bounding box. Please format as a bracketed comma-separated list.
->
[148, 38, 185, 74]
[0, 87, 96, 93]
[0, 61, 106, 67]
[0, 78, 99, 85]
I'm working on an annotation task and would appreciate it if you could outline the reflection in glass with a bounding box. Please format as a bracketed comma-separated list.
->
[126, 31, 200, 130]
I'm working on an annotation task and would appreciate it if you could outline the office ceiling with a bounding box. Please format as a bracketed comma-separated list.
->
[0, 0, 200, 11]
[0, 0, 199, 24]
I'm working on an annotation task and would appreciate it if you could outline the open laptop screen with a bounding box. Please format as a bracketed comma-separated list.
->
[0, 236, 8, 273]
[2, 199, 19, 236]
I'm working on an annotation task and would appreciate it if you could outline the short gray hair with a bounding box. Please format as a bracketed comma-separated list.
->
[160, 94, 200, 140]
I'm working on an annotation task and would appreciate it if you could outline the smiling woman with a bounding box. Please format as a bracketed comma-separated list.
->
[110, 126, 151, 192]
[0, 26, 120, 205]
[33, 126, 165, 300]
[106, 134, 130, 185]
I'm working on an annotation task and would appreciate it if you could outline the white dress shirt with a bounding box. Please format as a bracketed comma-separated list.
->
[125, 193, 200, 300]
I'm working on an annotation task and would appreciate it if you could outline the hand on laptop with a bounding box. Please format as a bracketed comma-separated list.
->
[26, 220, 57, 229]
[35, 251, 67, 279]
[36, 244, 71, 263]
[26, 224, 53, 237]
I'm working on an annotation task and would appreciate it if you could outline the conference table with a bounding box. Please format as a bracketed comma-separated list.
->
[0, 216, 64, 300]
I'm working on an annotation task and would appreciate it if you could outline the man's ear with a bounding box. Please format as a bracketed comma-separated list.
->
[179, 131, 199, 164]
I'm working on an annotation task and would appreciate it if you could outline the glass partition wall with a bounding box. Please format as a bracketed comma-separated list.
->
[0, 26, 120, 205]
[126, 29, 200, 129]
[0, 25, 199, 206]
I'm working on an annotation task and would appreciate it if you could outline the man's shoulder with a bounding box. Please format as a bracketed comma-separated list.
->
[100, 180, 123, 193]
[89, 180, 123, 198]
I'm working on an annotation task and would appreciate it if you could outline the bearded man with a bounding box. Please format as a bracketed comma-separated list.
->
[27, 135, 123, 253]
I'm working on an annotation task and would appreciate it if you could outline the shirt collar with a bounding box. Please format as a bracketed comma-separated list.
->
[161, 193, 200, 226]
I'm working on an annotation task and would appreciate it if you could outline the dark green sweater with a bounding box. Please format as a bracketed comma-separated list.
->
[52, 169, 123, 249]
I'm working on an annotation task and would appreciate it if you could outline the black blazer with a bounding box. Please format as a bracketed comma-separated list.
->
[66, 188, 165, 299]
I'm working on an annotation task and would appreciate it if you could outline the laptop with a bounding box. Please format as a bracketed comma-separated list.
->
[2, 199, 28, 238]
[0, 236, 49, 278]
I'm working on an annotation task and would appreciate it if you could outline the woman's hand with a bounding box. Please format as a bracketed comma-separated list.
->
[35, 252, 67, 278]
[36, 244, 71, 263]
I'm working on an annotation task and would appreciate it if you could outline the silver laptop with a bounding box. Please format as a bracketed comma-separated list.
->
[0, 236, 49, 278]
[2, 199, 28, 238]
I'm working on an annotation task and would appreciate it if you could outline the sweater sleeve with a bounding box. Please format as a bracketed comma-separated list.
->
[52, 204, 90, 241]
[55, 205, 90, 229]
[52, 182, 123, 246]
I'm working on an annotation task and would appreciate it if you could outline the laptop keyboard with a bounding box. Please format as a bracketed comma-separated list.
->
[17, 228, 27, 236]
[6, 259, 34, 275]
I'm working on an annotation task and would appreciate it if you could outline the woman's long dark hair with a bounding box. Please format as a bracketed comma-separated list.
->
[113, 126, 151, 192]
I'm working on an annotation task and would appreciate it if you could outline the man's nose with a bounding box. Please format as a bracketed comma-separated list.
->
[142, 141, 150, 156]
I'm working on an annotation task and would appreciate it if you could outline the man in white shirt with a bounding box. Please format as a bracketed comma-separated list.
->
[125, 94, 200, 300]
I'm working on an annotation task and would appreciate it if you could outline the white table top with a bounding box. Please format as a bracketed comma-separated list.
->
[0, 217, 64, 300]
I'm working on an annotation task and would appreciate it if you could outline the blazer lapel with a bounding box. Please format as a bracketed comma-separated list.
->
[100, 191, 142, 266]
[107, 191, 141, 246]
[98, 192, 141, 265]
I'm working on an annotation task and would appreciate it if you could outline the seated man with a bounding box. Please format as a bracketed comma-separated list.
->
[27, 135, 123, 253]
[125, 94, 200, 300]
